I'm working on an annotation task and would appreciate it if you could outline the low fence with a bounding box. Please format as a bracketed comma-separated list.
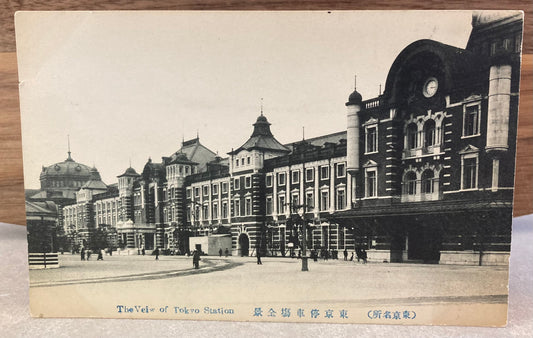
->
[28, 253, 60, 269]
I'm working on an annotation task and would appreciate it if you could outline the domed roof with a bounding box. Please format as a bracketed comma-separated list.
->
[255, 114, 268, 123]
[40, 153, 92, 179]
[346, 89, 362, 106]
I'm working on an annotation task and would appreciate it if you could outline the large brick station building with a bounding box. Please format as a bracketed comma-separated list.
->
[36, 11, 521, 265]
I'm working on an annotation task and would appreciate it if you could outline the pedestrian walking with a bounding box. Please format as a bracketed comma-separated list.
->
[219, 248, 223, 257]
[350, 252, 354, 261]
[256, 250, 262, 265]
[193, 250, 200, 269]
[225, 248, 229, 257]
[80, 248, 85, 261]
[343, 249, 348, 261]
[142, 247, 145, 256]
[154, 247, 160, 260]
[362, 249, 368, 264]
[97, 249, 103, 261]
[86, 250, 91, 260]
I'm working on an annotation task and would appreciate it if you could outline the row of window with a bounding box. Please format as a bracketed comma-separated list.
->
[166, 164, 196, 177]
[47, 180, 86, 188]
[266, 163, 346, 187]
[266, 189, 346, 214]
[186, 188, 349, 221]
[234, 155, 252, 167]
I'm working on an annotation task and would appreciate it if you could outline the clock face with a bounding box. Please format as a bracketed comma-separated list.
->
[423, 77, 438, 98]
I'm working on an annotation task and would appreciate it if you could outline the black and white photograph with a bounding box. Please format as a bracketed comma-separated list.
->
[16, 10, 524, 325]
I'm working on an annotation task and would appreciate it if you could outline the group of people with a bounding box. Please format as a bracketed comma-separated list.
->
[218, 248, 230, 257]
[343, 248, 368, 264]
[79, 247, 104, 261]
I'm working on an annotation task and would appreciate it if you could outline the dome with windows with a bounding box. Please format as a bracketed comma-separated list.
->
[39, 152, 94, 190]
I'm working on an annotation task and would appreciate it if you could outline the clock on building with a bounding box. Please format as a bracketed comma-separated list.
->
[423, 77, 438, 98]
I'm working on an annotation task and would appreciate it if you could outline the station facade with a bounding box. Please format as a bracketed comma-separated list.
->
[29, 12, 522, 264]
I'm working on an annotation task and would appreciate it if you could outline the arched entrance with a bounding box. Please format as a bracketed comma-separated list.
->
[238, 233, 250, 257]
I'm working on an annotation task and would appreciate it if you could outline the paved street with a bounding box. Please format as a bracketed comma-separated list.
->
[29, 253, 509, 325]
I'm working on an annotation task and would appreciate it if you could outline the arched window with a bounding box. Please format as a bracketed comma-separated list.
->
[421, 170, 435, 194]
[406, 123, 417, 149]
[405, 171, 417, 195]
[424, 120, 436, 147]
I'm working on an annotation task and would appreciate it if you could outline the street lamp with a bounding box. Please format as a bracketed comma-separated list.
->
[297, 206, 308, 271]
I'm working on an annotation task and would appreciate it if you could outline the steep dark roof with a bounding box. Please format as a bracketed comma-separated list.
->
[141, 159, 166, 181]
[165, 138, 216, 172]
[25, 200, 57, 216]
[284, 131, 347, 152]
[117, 167, 140, 178]
[229, 115, 290, 155]
[166, 152, 198, 165]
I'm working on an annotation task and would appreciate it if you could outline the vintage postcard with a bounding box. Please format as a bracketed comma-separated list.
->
[16, 10, 523, 326]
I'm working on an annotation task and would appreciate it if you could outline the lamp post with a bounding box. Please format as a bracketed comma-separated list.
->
[297, 206, 308, 271]
[328, 210, 335, 252]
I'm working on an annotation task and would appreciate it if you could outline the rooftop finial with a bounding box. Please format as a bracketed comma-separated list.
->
[379, 84, 382, 96]
[260, 98, 264, 116]
[67, 135, 72, 160]
[302, 126, 305, 141]
[354, 74, 357, 90]
[129, 158, 132, 168]
[196, 129, 199, 139]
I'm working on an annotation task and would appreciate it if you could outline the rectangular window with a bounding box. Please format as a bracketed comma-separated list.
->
[222, 182, 228, 194]
[212, 184, 218, 195]
[320, 191, 329, 211]
[306, 191, 314, 211]
[212, 203, 218, 219]
[515, 34, 522, 53]
[306, 168, 314, 182]
[463, 104, 480, 136]
[320, 166, 329, 180]
[245, 198, 252, 215]
[336, 163, 346, 178]
[336, 189, 346, 210]
[241, 158, 245, 166]
[203, 185, 209, 196]
[292, 171, 300, 184]
[366, 126, 377, 153]
[247, 156, 251, 165]
[234, 199, 240, 216]
[245, 176, 252, 188]
[278, 195, 286, 214]
[234, 178, 240, 190]
[266, 196, 273, 215]
[202, 205, 209, 219]
[366, 170, 377, 197]
[194, 187, 200, 197]
[222, 201, 228, 218]
[490, 41, 498, 56]
[463, 157, 477, 189]
[291, 193, 299, 209]
[235, 159, 239, 167]
[278, 173, 286, 186]
[266, 174, 273, 187]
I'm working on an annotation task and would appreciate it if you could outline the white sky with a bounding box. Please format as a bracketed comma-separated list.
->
[16, 11, 472, 188]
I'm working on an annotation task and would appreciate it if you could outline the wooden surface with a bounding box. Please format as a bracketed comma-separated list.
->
[0, 1, 532, 226]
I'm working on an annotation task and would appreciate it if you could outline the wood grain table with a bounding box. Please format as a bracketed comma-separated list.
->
[0, 1, 532, 226]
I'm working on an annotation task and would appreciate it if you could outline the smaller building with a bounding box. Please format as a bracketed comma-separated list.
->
[189, 235, 232, 256]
